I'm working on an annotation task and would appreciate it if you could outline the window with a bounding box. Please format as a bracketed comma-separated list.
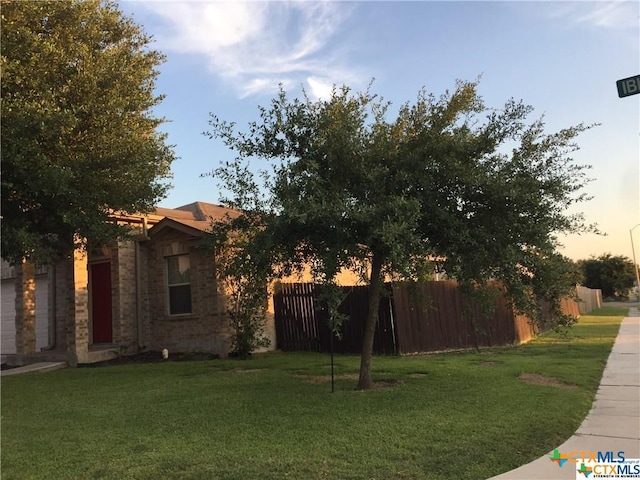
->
[166, 254, 192, 315]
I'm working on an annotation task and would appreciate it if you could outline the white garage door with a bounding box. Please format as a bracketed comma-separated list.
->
[1, 274, 49, 355]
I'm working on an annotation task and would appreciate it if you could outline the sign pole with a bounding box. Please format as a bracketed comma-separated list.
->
[631, 225, 640, 301]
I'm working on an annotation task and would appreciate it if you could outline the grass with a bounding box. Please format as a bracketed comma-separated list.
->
[0, 307, 628, 480]
[587, 305, 631, 317]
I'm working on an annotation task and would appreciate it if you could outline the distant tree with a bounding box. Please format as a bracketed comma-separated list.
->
[579, 254, 636, 299]
[1, 0, 175, 264]
[207, 81, 595, 390]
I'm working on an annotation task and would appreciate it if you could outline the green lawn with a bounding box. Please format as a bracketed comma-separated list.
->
[1, 307, 628, 480]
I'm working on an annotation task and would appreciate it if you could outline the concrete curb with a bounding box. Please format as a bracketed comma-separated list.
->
[487, 309, 640, 479]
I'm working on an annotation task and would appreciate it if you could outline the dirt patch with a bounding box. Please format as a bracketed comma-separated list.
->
[519, 373, 577, 390]
[228, 368, 264, 374]
[301, 373, 360, 384]
[371, 379, 404, 389]
[408, 373, 428, 378]
[300, 374, 404, 390]
[479, 361, 501, 367]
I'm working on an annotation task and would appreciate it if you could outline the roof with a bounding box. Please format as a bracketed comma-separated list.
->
[175, 202, 238, 222]
[148, 201, 238, 237]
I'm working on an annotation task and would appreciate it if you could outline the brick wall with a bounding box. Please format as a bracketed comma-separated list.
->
[112, 241, 139, 352]
[143, 230, 233, 355]
[59, 249, 90, 365]
[73, 249, 90, 362]
[14, 260, 36, 355]
[1, 259, 48, 280]
[138, 238, 152, 351]
[53, 258, 70, 352]
[44, 229, 272, 360]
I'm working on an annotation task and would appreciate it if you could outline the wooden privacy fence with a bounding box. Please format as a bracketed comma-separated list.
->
[576, 285, 603, 314]
[390, 281, 535, 353]
[274, 281, 591, 355]
[273, 282, 396, 354]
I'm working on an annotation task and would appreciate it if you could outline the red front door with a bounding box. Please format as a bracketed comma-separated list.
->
[91, 262, 113, 344]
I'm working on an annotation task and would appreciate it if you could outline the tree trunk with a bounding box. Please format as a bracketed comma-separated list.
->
[357, 253, 384, 391]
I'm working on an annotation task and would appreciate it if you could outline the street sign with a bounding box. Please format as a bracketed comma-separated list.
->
[616, 74, 640, 98]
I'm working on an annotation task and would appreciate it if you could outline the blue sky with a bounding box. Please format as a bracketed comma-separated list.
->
[120, 1, 639, 261]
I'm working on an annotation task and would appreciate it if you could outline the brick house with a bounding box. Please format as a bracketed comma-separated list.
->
[6, 202, 277, 366]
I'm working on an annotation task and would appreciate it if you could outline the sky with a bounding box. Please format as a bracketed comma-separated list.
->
[119, 0, 640, 262]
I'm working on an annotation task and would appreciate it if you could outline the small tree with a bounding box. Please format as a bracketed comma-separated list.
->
[1, 0, 175, 264]
[211, 214, 272, 358]
[207, 81, 596, 390]
[579, 254, 637, 299]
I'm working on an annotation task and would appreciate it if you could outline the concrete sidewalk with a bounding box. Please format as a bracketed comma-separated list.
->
[1, 361, 66, 377]
[488, 309, 640, 479]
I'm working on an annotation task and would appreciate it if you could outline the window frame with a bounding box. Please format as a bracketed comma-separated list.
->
[165, 254, 192, 316]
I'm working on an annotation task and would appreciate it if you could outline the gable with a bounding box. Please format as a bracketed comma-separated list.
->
[147, 218, 209, 239]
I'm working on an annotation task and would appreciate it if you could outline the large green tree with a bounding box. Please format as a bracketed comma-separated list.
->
[579, 254, 637, 299]
[208, 81, 594, 390]
[1, 0, 175, 264]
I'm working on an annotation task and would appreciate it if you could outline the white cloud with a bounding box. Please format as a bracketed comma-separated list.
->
[306, 76, 335, 100]
[134, 1, 362, 98]
[547, 1, 639, 30]
[575, 1, 639, 29]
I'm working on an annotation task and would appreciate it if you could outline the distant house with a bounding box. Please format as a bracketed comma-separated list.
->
[4, 202, 277, 365]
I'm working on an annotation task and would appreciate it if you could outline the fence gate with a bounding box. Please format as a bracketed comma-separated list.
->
[273, 283, 321, 352]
